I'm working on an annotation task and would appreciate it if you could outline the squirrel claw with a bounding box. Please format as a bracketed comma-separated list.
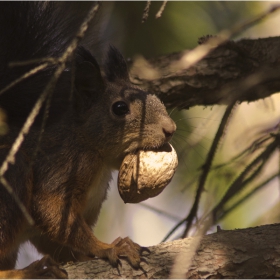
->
[101, 236, 144, 269]
[110, 257, 122, 268]
[140, 256, 149, 265]
[140, 246, 150, 255]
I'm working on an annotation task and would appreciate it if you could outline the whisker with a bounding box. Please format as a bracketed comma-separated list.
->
[174, 117, 220, 123]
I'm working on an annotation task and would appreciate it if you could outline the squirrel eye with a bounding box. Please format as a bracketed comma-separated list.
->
[112, 101, 129, 116]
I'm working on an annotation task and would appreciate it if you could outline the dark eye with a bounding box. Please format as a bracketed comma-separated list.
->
[112, 101, 129, 116]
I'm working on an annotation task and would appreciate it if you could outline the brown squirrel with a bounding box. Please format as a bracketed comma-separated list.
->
[0, 2, 176, 278]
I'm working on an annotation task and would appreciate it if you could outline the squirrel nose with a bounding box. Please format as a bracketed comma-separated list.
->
[162, 119, 176, 142]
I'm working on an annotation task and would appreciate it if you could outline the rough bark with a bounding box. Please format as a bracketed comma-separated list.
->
[130, 36, 280, 109]
[62, 223, 280, 279]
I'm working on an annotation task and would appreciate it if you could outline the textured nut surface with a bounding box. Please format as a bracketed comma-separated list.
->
[118, 143, 178, 203]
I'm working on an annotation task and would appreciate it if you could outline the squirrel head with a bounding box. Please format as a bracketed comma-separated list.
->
[75, 46, 176, 169]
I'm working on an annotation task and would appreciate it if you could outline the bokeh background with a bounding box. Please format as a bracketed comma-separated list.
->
[17, 1, 280, 268]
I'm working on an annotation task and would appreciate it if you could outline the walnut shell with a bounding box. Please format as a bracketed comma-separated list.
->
[118, 143, 178, 203]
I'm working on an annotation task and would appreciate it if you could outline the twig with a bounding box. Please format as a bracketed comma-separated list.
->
[140, 203, 181, 221]
[142, 1, 151, 23]
[211, 135, 271, 171]
[212, 135, 279, 221]
[218, 172, 280, 222]
[0, 63, 49, 96]
[156, 1, 167, 19]
[8, 57, 57, 67]
[182, 102, 237, 237]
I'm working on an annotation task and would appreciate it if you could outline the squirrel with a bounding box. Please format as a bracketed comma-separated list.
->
[0, 2, 176, 279]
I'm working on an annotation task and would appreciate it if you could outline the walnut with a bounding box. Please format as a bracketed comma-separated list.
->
[118, 143, 178, 203]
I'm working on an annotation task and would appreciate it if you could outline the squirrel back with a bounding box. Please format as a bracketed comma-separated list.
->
[0, 2, 176, 278]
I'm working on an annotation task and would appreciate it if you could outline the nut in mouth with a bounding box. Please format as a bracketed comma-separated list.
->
[118, 143, 178, 203]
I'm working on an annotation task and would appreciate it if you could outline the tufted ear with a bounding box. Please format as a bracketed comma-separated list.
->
[75, 48, 105, 111]
[104, 45, 129, 82]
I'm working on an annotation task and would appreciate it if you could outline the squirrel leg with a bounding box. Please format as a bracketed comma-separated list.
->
[30, 234, 91, 263]
[96, 236, 149, 268]
[32, 227, 147, 268]
[33, 202, 146, 268]
[81, 219, 145, 267]
[69, 224, 146, 268]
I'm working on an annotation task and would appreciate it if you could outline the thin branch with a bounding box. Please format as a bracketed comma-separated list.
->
[0, 63, 49, 96]
[162, 218, 187, 242]
[211, 135, 272, 171]
[139, 203, 181, 221]
[182, 102, 237, 237]
[0, 82, 53, 177]
[212, 135, 279, 221]
[218, 172, 280, 222]
[155, 1, 167, 19]
[142, 1, 151, 23]
[8, 57, 58, 67]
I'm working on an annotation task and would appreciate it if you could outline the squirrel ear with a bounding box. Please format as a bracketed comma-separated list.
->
[104, 46, 129, 82]
[75, 61, 105, 110]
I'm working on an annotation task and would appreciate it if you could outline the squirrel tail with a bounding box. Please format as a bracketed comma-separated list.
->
[0, 2, 99, 126]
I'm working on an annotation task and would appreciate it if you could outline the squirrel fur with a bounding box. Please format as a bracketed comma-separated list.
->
[0, 2, 176, 278]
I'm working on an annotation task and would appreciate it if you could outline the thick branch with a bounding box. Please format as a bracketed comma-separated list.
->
[63, 223, 280, 278]
[130, 36, 280, 109]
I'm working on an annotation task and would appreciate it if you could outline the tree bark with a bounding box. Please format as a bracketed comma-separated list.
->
[130, 36, 280, 109]
[62, 223, 280, 279]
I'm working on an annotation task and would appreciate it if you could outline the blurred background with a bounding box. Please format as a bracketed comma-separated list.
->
[17, 1, 280, 268]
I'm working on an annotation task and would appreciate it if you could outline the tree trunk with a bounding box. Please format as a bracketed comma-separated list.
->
[62, 223, 280, 279]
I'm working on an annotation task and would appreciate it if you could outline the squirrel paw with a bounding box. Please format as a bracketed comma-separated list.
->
[104, 236, 149, 268]
[19, 255, 68, 279]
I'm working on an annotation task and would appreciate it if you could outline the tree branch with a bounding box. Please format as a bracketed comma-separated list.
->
[130, 36, 280, 109]
[62, 223, 280, 278]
